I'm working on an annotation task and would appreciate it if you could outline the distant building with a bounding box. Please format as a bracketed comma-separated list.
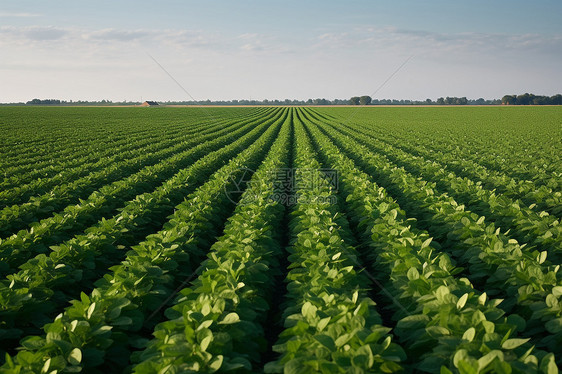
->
[140, 101, 159, 107]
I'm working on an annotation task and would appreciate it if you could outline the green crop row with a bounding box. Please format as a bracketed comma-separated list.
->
[0, 108, 274, 237]
[0, 106, 558, 373]
[0, 109, 287, 373]
[0, 108, 255, 175]
[132, 110, 292, 373]
[307, 110, 562, 266]
[301, 107, 557, 373]
[318, 108, 561, 216]
[0, 108, 286, 350]
[0, 108, 266, 196]
[0, 108, 281, 277]
[337, 108, 561, 186]
[0, 119, 195, 207]
[265, 109, 405, 373]
[308, 109, 562, 365]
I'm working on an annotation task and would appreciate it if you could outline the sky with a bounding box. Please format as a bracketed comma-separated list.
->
[1, 0, 561, 102]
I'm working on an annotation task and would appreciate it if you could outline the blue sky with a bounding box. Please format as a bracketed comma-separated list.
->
[1, 0, 561, 102]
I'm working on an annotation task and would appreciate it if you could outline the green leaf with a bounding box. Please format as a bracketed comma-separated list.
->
[218, 312, 240, 325]
[435, 285, 450, 300]
[426, 326, 450, 338]
[302, 301, 317, 319]
[501, 338, 529, 350]
[478, 292, 487, 305]
[352, 290, 358, 304]
[335, 333, 352, 347]
[80, 292, 89, 304]
[462, 327, 475, 343]
[317, 317, 331, 332]
[200, 335, 212, 352]
[197, 320, 214, 331]
[68, 348, 82, 365]
[107, 307, 121, 320]
[201, 303, 211, 316]
[87, 302, 96, 319]
[397, 314, 430, 329]
[407, 267, 419, 280]
[552, 286, 562, 297]
[92, 325, 112, 335]
[314, 335, 336, 351]
[453, 349, 468, 368]
[329, 235, 339, 244]
[540, 353, 557, 374]
[457, 293, 469, 309]
[538, 251, 547, 264]
[494, 359, 514, 374]
[421, 237, 433, 249]
[20, 336, 45, 350]
[545, 318, 562, 333]
[478, 351, 503, 370]
[41, 358, 51, 374]
[506, 314, 526, 332]
[546, 295, 558, 309]
[112, 316, 133, 326]
[208, 355, 224, 371]
[482, 320, 495, 334]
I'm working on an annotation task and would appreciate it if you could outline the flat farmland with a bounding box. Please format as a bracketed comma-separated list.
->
[0, 106, 561, 373]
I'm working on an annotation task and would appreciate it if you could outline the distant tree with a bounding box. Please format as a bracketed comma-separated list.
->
[349, 96, 360, 105]
[551, 94, 562, 105]
[26, 98, 61, 105]
[516, 93, 534, 105]
[312, 98, 330, 105]
[359, 95, 372, 105]
[425, 98, 432, 105]
[501, 95, 517, 105]
[436, 97, 445, 105]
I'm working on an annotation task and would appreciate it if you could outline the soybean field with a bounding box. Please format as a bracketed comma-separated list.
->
[0, 106, 561, 373]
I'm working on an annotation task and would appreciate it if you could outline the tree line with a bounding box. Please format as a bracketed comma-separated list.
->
[11, 93, 561, 106]
[24, 99, 125, 106]
[501, 93, 562, 105]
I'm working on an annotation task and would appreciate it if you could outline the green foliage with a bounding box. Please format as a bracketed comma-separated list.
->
[265, 111, 405, 373]
[300, 107, 559, 372]
[0, 105, 559, 372]
[132, 111, 292, 373]
[0, 109, 287, 372]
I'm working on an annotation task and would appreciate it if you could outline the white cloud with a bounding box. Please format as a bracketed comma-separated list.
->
[0, 12, 40, 18]
[0, 26, 69, 42]
[313, 27, 562, 59]
[84, 29, 151, 42]
[0, 24, 560, 102]
[0, 26, 218, 48]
